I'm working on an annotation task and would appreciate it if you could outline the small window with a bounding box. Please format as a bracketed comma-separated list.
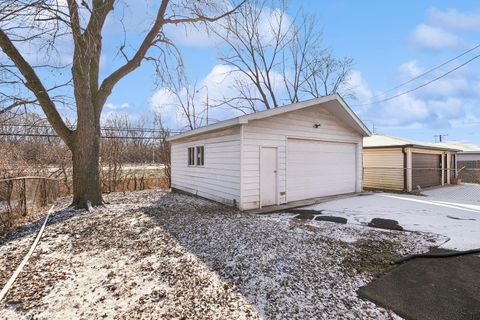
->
[188, 147, 195, 166]
[196, 146, 204, 166]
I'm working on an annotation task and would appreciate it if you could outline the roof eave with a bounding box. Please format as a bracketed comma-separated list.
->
[167, 94, 370, 141]
[166, 118, 243, 142]
[364, 144, 460, 152]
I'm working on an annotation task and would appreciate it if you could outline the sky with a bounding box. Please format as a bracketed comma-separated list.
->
[7, 1, 480, 145]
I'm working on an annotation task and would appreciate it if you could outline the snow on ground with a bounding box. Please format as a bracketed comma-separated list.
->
[298, 184, 480, 251]
[0, 190, 443, 319]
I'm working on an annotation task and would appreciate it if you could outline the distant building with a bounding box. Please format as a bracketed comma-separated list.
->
[435, 141, 480, 183]
[363, 134, 459, 192]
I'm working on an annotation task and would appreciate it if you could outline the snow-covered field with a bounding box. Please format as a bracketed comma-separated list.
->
[0, 190, 443, 319]
[298, 184, 480, 251]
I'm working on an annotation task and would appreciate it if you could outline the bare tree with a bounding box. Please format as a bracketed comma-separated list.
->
[0, 0, 243, 208]
[215, 0, 354, 112]
[301, 54, 354, 99]
[164, 78, 206, 130]
[154, 114, 171, 187]
[215, 0, 292, 112]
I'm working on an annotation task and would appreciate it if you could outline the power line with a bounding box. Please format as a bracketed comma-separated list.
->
[356, 53, 480, 106]
[380, 43, 480, 96]
[3, 123, 177, 133]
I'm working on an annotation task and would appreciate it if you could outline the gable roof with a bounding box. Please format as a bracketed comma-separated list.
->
[364, 134, 461, 152]
[435, 141, 480, 154]
[167, 94, 371, 142]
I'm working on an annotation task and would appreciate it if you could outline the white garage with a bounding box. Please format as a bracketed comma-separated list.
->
[287, 139, 357, 202]
[167, 94, 371, 210]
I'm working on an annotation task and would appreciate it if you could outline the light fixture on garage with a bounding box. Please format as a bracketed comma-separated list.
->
[313, 123, 321, 128]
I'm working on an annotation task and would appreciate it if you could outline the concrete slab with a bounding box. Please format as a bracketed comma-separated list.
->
[358, 250, 480, 320]
[247, 192, 367, 215]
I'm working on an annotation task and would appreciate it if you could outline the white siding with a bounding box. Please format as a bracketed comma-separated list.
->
[170, 127, 241, 206]
[240, 106, 363, 210]
[363, 148, 404, 191]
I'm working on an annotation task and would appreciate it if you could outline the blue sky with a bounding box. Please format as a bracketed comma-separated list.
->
[80, 1, 480, 144]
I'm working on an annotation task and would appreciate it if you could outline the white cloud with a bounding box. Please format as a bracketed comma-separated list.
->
[348, 71, 376, 115]
[427, 7, 480, 31]
[398, 60, 473, 98]
[148, 87, 181, 126]
[399, 60, 424, 78]
[350, 61, 480, 130]
[411, 24, 462, 50]
[149, 62, 288, 129]
[164, 23, 223, 48]
[149, 64, 245, 129]
[164, 4, 294, 48]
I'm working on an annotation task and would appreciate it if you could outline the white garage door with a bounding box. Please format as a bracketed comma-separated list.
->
[287, 139, 357, 202]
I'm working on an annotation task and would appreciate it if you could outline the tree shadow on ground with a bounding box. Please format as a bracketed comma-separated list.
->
[0, 204, 81, 246]
[139, 192, 409, 319]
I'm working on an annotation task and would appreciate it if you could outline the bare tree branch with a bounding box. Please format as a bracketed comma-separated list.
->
[0, 28, 73, 146]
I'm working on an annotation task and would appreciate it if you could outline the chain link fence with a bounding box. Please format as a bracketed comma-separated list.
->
[0, 177, 59, 233]
[457, 161, 480, 184]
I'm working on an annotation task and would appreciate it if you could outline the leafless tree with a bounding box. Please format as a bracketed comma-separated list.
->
[214, 0, 292, 112]
[0, 0, 244, 208]
[301, 54, 354, 99]
[215, 0, 354, 112]
[164, 78, 206, 130]
[154, 114, 171, 187]
[101, 115, 127, 193]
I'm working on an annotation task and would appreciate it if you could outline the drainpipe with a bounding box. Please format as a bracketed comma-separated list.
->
[402, 147, 407, 192]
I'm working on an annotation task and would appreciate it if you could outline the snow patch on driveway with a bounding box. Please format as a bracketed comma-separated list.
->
[300, 184, 480, 251]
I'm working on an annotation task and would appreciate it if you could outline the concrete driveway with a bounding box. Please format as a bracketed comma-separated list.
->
[296, 184, 480, 251]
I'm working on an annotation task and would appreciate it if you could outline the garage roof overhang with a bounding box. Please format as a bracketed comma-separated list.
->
[364, 144, 461, 152]
[167, 94, 371, 142]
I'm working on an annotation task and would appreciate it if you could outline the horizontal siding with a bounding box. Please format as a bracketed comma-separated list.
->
[241, 106, 363, 209]
[363, 148, 404, 191]
[171, 127, 241, 206]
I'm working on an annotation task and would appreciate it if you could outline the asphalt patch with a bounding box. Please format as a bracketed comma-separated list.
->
[289, 209, 323, 215]
[314, 216, 347, 224]
[358, 249, 480, 320]
[293, 213, 315, 220]
[368, 218, 404, 231]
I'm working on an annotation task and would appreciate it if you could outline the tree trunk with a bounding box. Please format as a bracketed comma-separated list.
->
[71, 111, 103, 209]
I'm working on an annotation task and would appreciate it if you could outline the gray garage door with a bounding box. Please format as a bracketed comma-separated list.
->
[412, 153, 442, 188]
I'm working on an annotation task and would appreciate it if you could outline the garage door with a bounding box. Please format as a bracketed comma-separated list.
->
[412, 153, 442, 188]
[287, 139, 356, 202]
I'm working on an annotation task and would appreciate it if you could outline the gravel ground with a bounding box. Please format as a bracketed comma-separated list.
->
[0, 190, 444, 319]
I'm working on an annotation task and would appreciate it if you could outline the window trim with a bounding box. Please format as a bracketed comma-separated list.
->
[188, 147, 195, 166]
[196, 145, 205, 166]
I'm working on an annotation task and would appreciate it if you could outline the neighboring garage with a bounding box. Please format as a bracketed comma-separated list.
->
[435, 140, 480, 183]
[167, 94, 371, 210]
[363, 134, 459, 192]
[411, 153, 442, 188]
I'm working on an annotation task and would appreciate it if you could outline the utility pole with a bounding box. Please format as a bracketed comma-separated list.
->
[206, 87, 209, 126]
[362, 119, 375, 133]
[434, 134, 448, 142]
